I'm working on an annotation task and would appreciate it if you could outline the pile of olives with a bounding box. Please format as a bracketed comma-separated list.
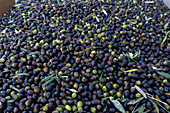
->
[0, 0, 169, 112]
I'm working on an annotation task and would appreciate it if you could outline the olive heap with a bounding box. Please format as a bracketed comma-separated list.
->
[0, 0, 170, 112]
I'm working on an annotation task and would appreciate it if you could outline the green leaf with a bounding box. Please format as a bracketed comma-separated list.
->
[156, 71, 170, 79]
[42, 77, 55, 88]
[20, 48, 28, 51]
[134, 103, 146, 113]
[99, 72, 104, 82]
[127, 97, 144, 105]
[81, 46, 93, 54]
[15, 73, 30, 76]
[164, 22, 169, 30]
[109, 97, 126, 113]
[149, 98, 159, 113]
[27, 52, 40, 56]
[103, 105, 107, 112]
[145, 1, 154, 3]
[102, 96, 111, 100]
[92, 81, 99, 85]
[135, 85, 147, 99]
[161, 33, 168, 46]
[123, 69, 138, 73]
[40, 74, 55, 83]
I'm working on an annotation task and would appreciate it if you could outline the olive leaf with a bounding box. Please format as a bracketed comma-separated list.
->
[11, 86, 20, 92]
[127, 97, 144, 105]
[152, 67, 163, 71]
[42, 14, 46, 21]
[123, 69, 138, 73]
[109, 97, 126, 113]
[40, 74, 55, 83]
[102, 9, 108, 16]
[161, 31, 170, 46]
[132, 102, 140, 113]
[68, 89, 78, 93]
[130, 21, 136, 24]
[102, 96, 112, 100]
[17, 39, 21, 46]
[156, 71, 170, 79]
[92, 80, 99, 85]
[57, 0, 60, 4]
[81, 46, 93, 54]
[7, 100, 15, 103]
[147, 94, 168, 106]
[20, 48, 28, 51]
[0, 54, 5, 59]
[27, 52, 40, 56]
[65, 96, 73, 99]
[103, 105, 107, 112]
[97, 28, 101, 33]
[155, 101, 170, 113]
[58, 71, 70, 76]
[145, 1, 154, 3]
[49, 23, 55, 27]
[135, 85, 147, 99]
[63, 0, 66, 5]
[95, 16, 100, 22]
[134, 103, 146, 113]
[99, 72, 104, 82]
[14, 4, 22, 7]
[42, 77, 55, 88]
[15, 29, 20, 34]
[117, 95, 129, 103]
[1, 70, 12, 74]
[149, 98, 159, 113]
[58, 105, 65, 109]
[8, 20, 14, 24]
[2, 28, 8, 34]
[15, 73, 30, 76]
[145, 109, 152, 113]
[164, 22, 169, 30]
[103, 23, 108, 27]
[99, 83, 103, 87]
[145, 16, 152, 21]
